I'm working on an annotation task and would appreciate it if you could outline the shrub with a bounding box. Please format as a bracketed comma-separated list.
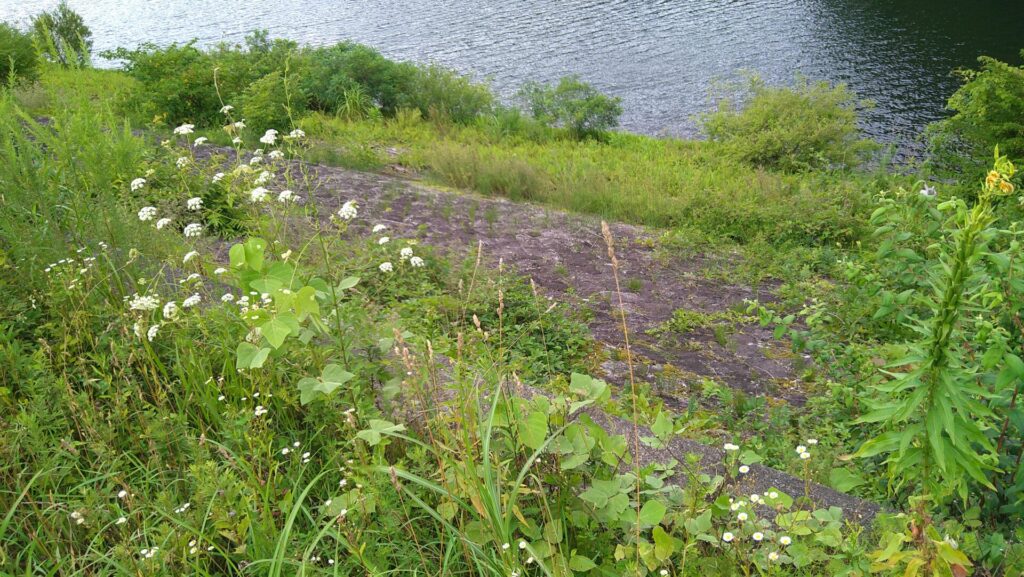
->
[30, 0, 92, 67]
[0, 24, 38, 86]
[239, 70, 305, 134]
[518, 75, 623, 140]
[405, 64, 493, 124]
[300, 43, 416, 116]
[701, 75, 876, 172]
[926, 52, 1024, 180]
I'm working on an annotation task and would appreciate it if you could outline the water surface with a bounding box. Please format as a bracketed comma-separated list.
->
[3, 0, 1022, 148]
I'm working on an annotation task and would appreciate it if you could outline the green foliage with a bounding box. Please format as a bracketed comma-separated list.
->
[239, 69, 305, 134]
[30, 0, 92, 67]
[926, 52, 1024, 180]
[300, 42, 416, 116]
[0, 23, 38, 86]
[701, 75, 876, 172]
[519, 75, 623, 140]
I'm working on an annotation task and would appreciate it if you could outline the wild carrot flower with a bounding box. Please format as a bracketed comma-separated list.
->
[194, 136, 208, 146]
[288, 128, 305, 139]
[373, 224, 388, 233]
[379, 262, 393, 273]
[249, 187, 269, 203]
[182, 294, 201, 308]
[187, 197, 203, 211]
[156, 217, 172, 230]
[260, 129, 278, 145]
[232, 137, 243, 146]
[233, 120, 246, 130]
[268, 150, 284, 160]
[129, 295, 159, 311]
[220, 104, 234, 114]
[400, 247, 413, 260]
[378, 236, 390, 245]
[173, 123, 195, 135]
[410, 256, 425, 268]
[724, 443, 739, 451]
[138, 206, 157, 221]
[163, 301, 178, 320]
[147, 324, 160, 341]
[131, 178, 147, 191]
[277, 189, 296, 203]
[254, 170, 272, 185]
[337, 200, 358, 220]
[212, 172, 225, 183]
[176, 156, 190, 169]
[183, 223, 203, 238]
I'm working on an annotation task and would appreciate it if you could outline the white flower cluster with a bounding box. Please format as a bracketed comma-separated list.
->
[138, 206, 157, 221]
[129, 294, 159, 311]
[249, 187, 269, 203]
[173, 123, 195, 135]
[260, 129, 278, 145]
[186, 197, 203, 211]
[156, 217, 172, 230]
[131, 177, 147, 191]
[277, 189, 298, 203]
[337, 200, 358, 221]
[183, 223, 204, 238]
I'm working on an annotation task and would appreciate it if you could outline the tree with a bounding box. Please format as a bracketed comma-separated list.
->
[0, 24, 38, 86]
[31, 1, 93, 67]
[518, 75, 622, 141]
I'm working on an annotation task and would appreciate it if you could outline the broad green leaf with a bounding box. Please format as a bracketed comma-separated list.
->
[652, 526, 674, 561]
[651, 411, 673, 439]
[518, 410, 548, 450]
[639, 499, 666, 526]
[261, 317, 293, 349]
[828, 469, 867, 493]
[294, 286, 319, 319]
[243, 238, 266, 272]
[336, 276, 360, 291]
[356, 419, 405, 446]
[229, 243, 246, 269]
[236, 342, 270, 370]
[568, 554, 596, 572]
[683, 510, 712, 535]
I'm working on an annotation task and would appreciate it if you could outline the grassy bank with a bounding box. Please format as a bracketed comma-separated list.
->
[3, 14, 1024, 576]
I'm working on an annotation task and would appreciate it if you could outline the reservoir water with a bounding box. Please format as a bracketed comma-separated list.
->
[3, 0, 1022, 149]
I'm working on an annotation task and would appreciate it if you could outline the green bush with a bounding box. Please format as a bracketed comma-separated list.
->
[30, 0, 92, 67]
[239, 70, 305, 134]
[405, 64, 493, 124]
[926, 52, 1024, 180]
[518, 75, 622, 140]
[0, 24, 38, 86]
[701, 76, 876, 172]
[300, 43, 416, 116]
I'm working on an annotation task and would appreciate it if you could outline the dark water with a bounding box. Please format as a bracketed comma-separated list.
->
[3, 0, 1023, 148]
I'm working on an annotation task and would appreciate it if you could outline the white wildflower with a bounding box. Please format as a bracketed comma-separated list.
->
[737, 512, 748, 521]
[173, 123, 195, 135]
[372, 224, 388, 233]
[277, 189, 296, 203]
[212, 172, 225, 182]
[800, 451, 811, 460]
[176, 156, 190, 169]
[232, 137, 243, 146]
[337, 200, 358, 220]
[117, 489, 128, 499]
[409, 256, 425, 268]
[214, 267, 227, 275]
[378, 236, 390, 245]
[131, 178, 146, 191]
[116, 516, 127, 525]
[221, 293, 235, 303]
[379, 262, 393, 273]
[182, 294, 201, 308]
[233, 120, 246, 130]
[260, 129, 278, 145]
[220, 104, 234, 114]
[796, 445, 806, 454]
[399, 247, 413, 260]
[753, 532, 764, 541]
[129, 294, 159, 311]
[768, 551, 779, 561]
[187, 197, 203, 211]
[288, 128, 305, 139]
[268, 150, 284, 160]
[738, 465, 750, 474]
[194, 136, 208, 146]
[138, 206, 157, 221]
[254, 405, 268, 417]
[723, 443, 739, 452]
[183, 223, 203, 238]
[249, 187, 269, 203]
[162, 301, 178, 320]
[147, 324, 160, 342]
[722, 532, 734, 543]
[768, 491, 779, 499]
[156, 217, 172, 230]
[807, 438, 818, 445]
[779, 536, 792, 546]
[183, 250, 199, 263]
[254, 170, 272, 185]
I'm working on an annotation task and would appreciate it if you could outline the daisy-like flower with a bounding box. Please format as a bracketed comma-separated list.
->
[221, 293, 235, 303]
[372, 224, 388, 233]
[752, 532, 764, 542]
[220, 104, 234, 114]
[738, 465, 750, 474]
[737, 512, 748, 521]
[660, 571, 668, 577]
[723, 443, 739, 452]
[768, 491, 779, 499]
[807, 438, 818, 445]
[779, 536, 792, 546]
[117, 489, 128, 499]
[277, 189, 296, 203]
[155, 217, 172, 230]
[260, 129, 279, 145]
[410, 256, 425, 268]
[131, 178, 147, 191]
[212, 172, 225, 183]
[162, 301, 178, 320]
[768, 551, 779, 562]
[800, 451, 811, 460]
[378, 236, 390, 245]
[519, 541, 527, 550]
[796, 445, 806, 454]
[249, 187, 269, 203]
[187, 197, 203, 211]
[399, 247, 413, 260]
[722, 532, 734, 543]
[501, 543, 510, 551]
[288, 128, 306, 139]
[214, 267, 227, 275]
[138, 206, 157, 221]
[173, 123, 195, 135]
[182, 294, 201, 308]
[194, 136, 208, 146]
[337, 200, 358, 221]
[147, 324, 160, 342]
[379, 262, 393, 273]
[183, 223, 203, 238]
[129, 294, 160, 311]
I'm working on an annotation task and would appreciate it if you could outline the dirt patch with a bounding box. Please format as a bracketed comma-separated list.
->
[298, 163, 803, 406]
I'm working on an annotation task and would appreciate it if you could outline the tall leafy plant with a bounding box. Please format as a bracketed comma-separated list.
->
[855, 150, 1021, 505]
